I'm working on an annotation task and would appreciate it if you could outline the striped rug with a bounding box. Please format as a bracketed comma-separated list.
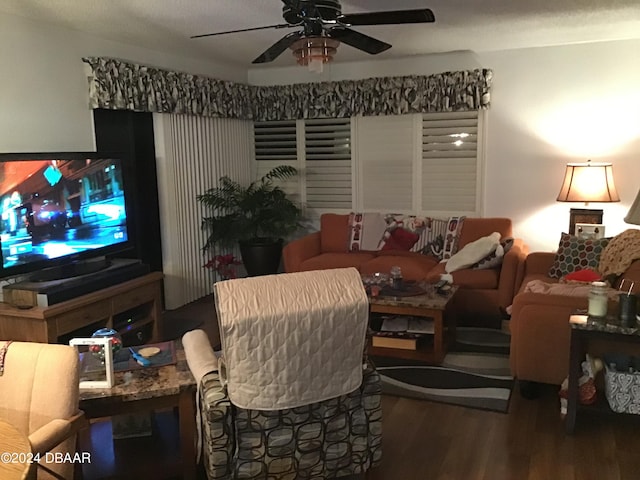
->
[371, 327, 513, 413]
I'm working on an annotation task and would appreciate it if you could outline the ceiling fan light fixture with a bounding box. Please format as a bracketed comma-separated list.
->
[290, 36, 340, 73]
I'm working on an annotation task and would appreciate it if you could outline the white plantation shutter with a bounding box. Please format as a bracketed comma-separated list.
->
[252, 111, 484, 217]
[304, 118, 352, 209]
[356, 115, 415, 211]
[254, 120, 300, 200]
[421, 111, 480, 214]
[254, 120, 297, 162]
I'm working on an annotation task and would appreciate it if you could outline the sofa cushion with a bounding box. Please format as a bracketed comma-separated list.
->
[425, 262, 500, 289]
[320, 214, 350, 253]
[360, 254, 439, 282]
[299, 252, 376, 272]
[548, 233, 610, 279]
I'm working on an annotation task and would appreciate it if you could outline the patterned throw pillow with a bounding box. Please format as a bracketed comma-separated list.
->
[548, 233, 610, 279]
[472, 237, 514, 270]
[441, 216, 466, 260]
[419, 216, 465, 260]
[421, 234, 445, 259]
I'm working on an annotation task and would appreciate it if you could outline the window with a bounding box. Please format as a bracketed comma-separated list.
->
[253, 120, 299, 200]
[304, 118, 351, 209]
[354, 115, 415, 212]
[254, 111, 483, 216]
[421, 111, 480, 213]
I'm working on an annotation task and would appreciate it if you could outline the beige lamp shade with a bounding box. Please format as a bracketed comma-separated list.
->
[556, 161, 620, 203]
[625, 188, 640, 225]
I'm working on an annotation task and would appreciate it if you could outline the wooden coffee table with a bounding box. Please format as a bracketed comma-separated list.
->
[78, 339, 197, 479]
[368, 284, 458, 364]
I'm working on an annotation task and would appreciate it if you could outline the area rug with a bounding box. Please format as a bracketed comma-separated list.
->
[371, 327, 513, 413]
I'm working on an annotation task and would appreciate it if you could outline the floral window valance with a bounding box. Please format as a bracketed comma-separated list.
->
[82, 57, 492, 121]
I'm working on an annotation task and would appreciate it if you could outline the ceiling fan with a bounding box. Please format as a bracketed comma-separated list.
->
[191, 0, 435, 69]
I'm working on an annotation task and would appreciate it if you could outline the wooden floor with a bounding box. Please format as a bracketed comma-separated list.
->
[79, 295, 640, 480]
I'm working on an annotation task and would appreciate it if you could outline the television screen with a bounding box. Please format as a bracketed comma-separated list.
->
[0, 154, 132, 279]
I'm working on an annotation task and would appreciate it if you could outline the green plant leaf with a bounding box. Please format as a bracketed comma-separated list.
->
[197, 165, 303, 253]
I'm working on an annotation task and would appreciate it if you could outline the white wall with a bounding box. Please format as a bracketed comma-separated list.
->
[248, 40, 640, 252]
[481, 41, 640, 252]
[0, 11, 247, 153]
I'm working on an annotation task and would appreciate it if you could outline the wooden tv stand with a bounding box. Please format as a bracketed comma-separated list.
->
[0, 272, 163, 344]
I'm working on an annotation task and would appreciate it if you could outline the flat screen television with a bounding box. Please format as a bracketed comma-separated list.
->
[0, 152, 136, 281]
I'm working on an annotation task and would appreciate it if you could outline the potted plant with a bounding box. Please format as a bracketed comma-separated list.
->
[197, 165, 302, 276]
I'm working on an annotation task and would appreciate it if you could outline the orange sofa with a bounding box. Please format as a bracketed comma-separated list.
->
[510, 253, 640, 386]
[283, 214, 528, 328]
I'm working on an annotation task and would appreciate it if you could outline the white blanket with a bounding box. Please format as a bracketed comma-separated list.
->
[214, 268, 369, 410]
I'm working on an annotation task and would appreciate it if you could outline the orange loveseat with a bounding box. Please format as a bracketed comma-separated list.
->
[510, 253, 640, 386]
[283, 214, 527, 328]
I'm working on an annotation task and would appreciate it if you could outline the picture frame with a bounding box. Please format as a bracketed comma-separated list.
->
[568, 208, 603, 237]
[69, 337, 115, 388]
[575, 223, 605, 240]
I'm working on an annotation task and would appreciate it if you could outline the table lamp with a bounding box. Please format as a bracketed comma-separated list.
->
[624, 188, 640, 225]
[556, 159, 620, 234]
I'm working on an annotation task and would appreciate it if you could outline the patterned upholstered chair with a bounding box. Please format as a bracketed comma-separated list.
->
[183, 268, 382, 480]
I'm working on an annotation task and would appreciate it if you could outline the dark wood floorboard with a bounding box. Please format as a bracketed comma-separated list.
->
[79, 295, 640, 480]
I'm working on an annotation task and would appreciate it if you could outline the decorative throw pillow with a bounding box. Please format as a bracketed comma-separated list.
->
[441, 216, 466, 260]
[561, 268, 602, 283]
[445, 232, 501, 273]
[421, 234, 445, 259]
[348, 212, 387, 251]
[548, 233, 610, 279]
[378, 214, 427, 251]
[472, 237, 514, 270]
[381, 227, 420, 251]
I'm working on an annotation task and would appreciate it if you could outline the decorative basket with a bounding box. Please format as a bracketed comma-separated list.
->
[603, 359, 640, 415]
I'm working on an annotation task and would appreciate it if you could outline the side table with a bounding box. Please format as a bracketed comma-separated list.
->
[565, 314, 640, 434]
[78, 339, 197, 478]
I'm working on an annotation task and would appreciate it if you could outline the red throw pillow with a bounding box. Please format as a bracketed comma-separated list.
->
[382, 228, 419, 251]
[562, 268, 602, 283]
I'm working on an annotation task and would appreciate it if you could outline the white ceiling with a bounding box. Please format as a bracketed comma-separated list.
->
[2, 0, 640, 69]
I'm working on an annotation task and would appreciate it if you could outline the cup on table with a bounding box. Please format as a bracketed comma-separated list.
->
[618, 293, 638, 327]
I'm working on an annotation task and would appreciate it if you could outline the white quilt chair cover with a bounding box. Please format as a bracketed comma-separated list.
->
[214, 267, 369, 410]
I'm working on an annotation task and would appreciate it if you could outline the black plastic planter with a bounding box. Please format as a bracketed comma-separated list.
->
[239, 238, 284, 276]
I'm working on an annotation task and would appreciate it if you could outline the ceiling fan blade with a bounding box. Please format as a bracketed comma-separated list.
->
[329, 28, 391, 55]
[338, 8, 435, 26]
[252, 31, 304, 64]
[191, 23, 293, 39]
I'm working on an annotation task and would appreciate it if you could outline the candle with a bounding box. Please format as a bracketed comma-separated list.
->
[588, 281, 608, 318]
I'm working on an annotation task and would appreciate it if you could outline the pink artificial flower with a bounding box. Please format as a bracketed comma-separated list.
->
[204, 253, 242, 280]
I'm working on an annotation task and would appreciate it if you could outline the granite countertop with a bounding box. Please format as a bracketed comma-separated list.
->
[570, 313, 640, 338]
[79, 339, 195, 403]
[369, 283, 459, 309]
